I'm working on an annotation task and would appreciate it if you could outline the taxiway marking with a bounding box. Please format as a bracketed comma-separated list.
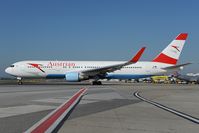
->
[25, 88, 87, 133]
[134, 91, 199, 124]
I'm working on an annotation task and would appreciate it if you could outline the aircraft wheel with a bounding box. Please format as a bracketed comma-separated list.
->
[92, 81, 102, 85]
[97, 81, 102, 85]
[17, 77, 23, 85]
[18, 81, 23, 85]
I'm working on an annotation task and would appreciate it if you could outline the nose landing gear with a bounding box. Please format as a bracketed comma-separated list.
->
[17, 77, 23, 85]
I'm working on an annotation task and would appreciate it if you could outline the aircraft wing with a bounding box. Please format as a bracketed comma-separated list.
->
[162, 63, 191, 70]
[81, 47, 146, 77]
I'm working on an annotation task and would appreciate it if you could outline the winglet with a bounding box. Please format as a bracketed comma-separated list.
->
[129, 47, 146, 63]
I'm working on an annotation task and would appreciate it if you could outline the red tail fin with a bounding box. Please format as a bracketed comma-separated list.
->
[152, 33, 188, 65]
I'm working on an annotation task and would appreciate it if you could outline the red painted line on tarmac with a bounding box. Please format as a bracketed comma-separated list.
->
[26, 88, 87, 133]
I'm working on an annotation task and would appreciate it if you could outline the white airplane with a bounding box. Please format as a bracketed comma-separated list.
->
[5, 33, 189, 85]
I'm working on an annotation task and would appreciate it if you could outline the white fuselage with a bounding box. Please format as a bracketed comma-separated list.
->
[4, 33, 188, 81]
[5, 60, 175, 80]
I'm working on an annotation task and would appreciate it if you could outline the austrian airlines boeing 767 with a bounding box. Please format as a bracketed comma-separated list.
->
[5, 33, 189, 85]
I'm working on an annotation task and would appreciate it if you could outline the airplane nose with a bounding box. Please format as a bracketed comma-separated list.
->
[5, 67, 11, 74]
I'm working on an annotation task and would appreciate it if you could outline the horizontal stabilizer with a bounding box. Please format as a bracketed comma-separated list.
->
[163, 63, 191, 70]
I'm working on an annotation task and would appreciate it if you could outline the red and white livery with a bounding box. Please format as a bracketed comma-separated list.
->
[153, 33, 187, 65]
[5, 33, 190, 85]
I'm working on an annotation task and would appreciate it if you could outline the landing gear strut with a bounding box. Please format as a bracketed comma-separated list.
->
[17, 77, 23, 85]
[92, 81, 102, 85]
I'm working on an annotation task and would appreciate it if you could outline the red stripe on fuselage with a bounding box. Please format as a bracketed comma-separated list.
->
[152, 53, 177, 65]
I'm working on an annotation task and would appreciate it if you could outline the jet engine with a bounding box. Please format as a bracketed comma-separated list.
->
[65, 72, 85, 82]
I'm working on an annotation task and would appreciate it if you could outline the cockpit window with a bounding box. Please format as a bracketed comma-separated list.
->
[10, 65, 14, 67]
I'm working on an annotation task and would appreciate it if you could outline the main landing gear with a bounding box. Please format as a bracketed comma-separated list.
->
[17, 77, 23, 85]
[92, 81, 102, 85]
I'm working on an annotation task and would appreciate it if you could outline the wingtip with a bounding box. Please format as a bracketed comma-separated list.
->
[130, 47, 146, 63]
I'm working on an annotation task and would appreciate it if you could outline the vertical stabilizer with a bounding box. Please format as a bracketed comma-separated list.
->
[152, 33, 188, 65]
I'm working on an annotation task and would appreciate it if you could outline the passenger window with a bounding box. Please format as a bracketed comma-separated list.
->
[10, 65, 14, 67]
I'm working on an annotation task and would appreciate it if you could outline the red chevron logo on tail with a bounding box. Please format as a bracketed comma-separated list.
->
[172, 45, 180, 52]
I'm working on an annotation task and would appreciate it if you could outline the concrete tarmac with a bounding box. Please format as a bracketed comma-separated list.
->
[0, 82, 198, 133]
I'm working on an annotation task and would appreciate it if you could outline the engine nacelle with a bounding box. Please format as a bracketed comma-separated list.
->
[65, 72, 80, 82]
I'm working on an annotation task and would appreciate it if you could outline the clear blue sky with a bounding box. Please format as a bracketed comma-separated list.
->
[0, 0, 198, 77]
